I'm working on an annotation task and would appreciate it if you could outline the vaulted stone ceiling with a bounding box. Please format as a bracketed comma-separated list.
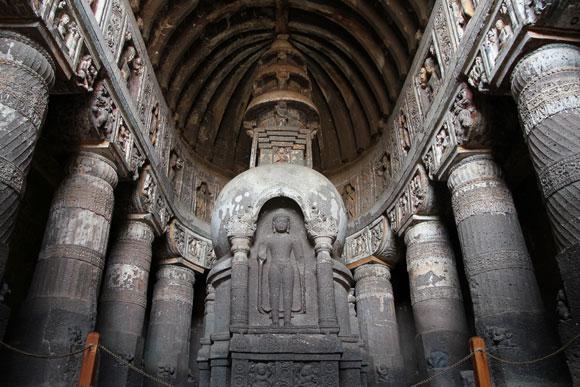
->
[131, 0, 434, 175]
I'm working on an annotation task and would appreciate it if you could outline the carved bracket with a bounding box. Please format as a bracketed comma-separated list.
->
[158, 219, 214, 272]
[343, 216, 400, 268]
[422, 82, 490, 181]
[387, 164, 436, 236]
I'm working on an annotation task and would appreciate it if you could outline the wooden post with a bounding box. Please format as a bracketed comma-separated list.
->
[470, 336, 492, 387]
[78, 331, 100, 387]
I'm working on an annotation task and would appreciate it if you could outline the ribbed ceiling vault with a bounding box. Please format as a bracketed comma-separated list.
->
[131, 0, 434, 175]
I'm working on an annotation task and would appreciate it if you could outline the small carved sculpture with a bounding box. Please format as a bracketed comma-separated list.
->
[248, 362, 273, 387]
[195, 182, 213, 221]
[468, 56, 488, 91]
[427, 350, 449, 369]
[557, 289, 572, 322]
[371, 222, 384, 251]
[417, 46, 441, 108]
[484, 28, 500, 65]
[273, 146, 291, 163]
[342, 183, 356, 219]
[374, 152, 391, 188]
[150, 103, 160, 146]
[90, 83, 114, 138]
[398, 112, 411, 155]
[257, 214, 305, 327]
[76, 55, 98, 92]
[117, 121, 131, 154]
[168, 151, 184, 186]
[410, 173, 425, 212]
[496, 18, 513, 50]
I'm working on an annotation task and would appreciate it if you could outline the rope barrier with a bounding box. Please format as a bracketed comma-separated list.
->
[0, 339, 172, 386]
[0, 340, 92, 359]
[486, 332, 580, 366]
[98, 344, 173, 387]
[411, 351, 475, 387]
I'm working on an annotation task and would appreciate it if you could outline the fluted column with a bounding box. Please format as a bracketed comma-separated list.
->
[0, 31, 54, 336]
[10, 151, 117, 386]
[354, 263, 404, 386]
[448, 155, 566, 385]
[511, 44, 580, 382]
[404, 219, 469, 386]
[97, 217, 155, 386]
[144, 264, 195, 386]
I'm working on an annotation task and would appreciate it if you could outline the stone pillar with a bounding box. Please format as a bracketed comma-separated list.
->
[144, 264, 196, 386]
[97, 216, 155, 386]
[198, 284, 215, 387]
[313, 235, 339, 330]
[354, 263, 404, 386]
[0, 31, 54, 335]
[225, 214, 254, 330]
[447, 155, 566, 385]
[404, 218, 469, 386]
[511, 44, 580, 382]
[10, 151, 117, 386]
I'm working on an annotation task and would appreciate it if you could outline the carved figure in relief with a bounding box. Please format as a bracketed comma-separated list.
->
[557, 289, 572, 322]
[398, 112, 411, 155]
[90, 83, 114, 138]
[149, 103, 160, 146]
[56, 10, 70, 39]
[64, 21, 81, 57]
[496, 18, 513, 50]
[451, 0, 476, 36]
[188, 239, 202, 259]
[248, 362, 273, 387]
[195, 182, 212, 221]
[76, 54, 98, 91]
[169, 151, 183, 186]
[484, 28, 500, 65]
[257, 214, 305, 327]
[371, 223, 384, 251]
[417, 46, 441, 108]
[117, 121, 131, 154]
[468, 56, 488, 91]
[410, 174, 425, 212]
[354, 234, 366, 257]
[119, 44, 136, 81]
[423, 149, 435, 177]
[341, 183, 356, 219]
[374, 152, 391, 188]
[273, 146, 291, 163]
[435, 124, 450, 161]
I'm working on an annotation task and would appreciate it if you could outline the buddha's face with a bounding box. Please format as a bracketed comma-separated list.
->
[273, 215, 289, 233]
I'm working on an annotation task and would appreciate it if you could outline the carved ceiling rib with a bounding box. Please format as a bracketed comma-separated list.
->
[169, 22, 275, 110]
[174, 35, 273, 125]
[130, 0, 432, 173]
[293, 40, 372, 150]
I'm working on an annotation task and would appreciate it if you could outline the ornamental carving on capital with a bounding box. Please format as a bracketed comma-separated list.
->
[305, 207, 338, 241]
[225, 210, 256, 239]
[90, 81, 116, 140]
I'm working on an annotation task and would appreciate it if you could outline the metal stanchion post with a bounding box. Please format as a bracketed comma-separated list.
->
[78, 332, 100, 387]
[470, 336, 492, 387]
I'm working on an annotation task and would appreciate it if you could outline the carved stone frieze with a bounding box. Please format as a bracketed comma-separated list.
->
[160, 219, 213, 270]
[343, 216, 399, 267]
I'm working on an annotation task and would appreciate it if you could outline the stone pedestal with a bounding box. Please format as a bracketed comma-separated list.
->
[448, 155, 566, 385]
[511, 44, 580, 383]
[354, 263, 404, 386]
[9, 151, 117, 386]
[144, 264, 196, 386]
[404, 219, 469, 387]
[0, 31, 54, 336]
[97, 217, 155, 386]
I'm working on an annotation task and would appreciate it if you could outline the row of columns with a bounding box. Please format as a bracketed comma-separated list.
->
[352, 43, 580, 386]
[0, 32, 198, 387]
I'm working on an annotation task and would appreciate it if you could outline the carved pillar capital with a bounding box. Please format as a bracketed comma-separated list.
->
[511, 44, 580, 137]
[68, 151, 119, 187]
[353, 263, 391, 283]
[0, 31, 55, 89]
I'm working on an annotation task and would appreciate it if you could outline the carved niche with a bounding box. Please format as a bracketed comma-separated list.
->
[247, 200, 316, 328]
